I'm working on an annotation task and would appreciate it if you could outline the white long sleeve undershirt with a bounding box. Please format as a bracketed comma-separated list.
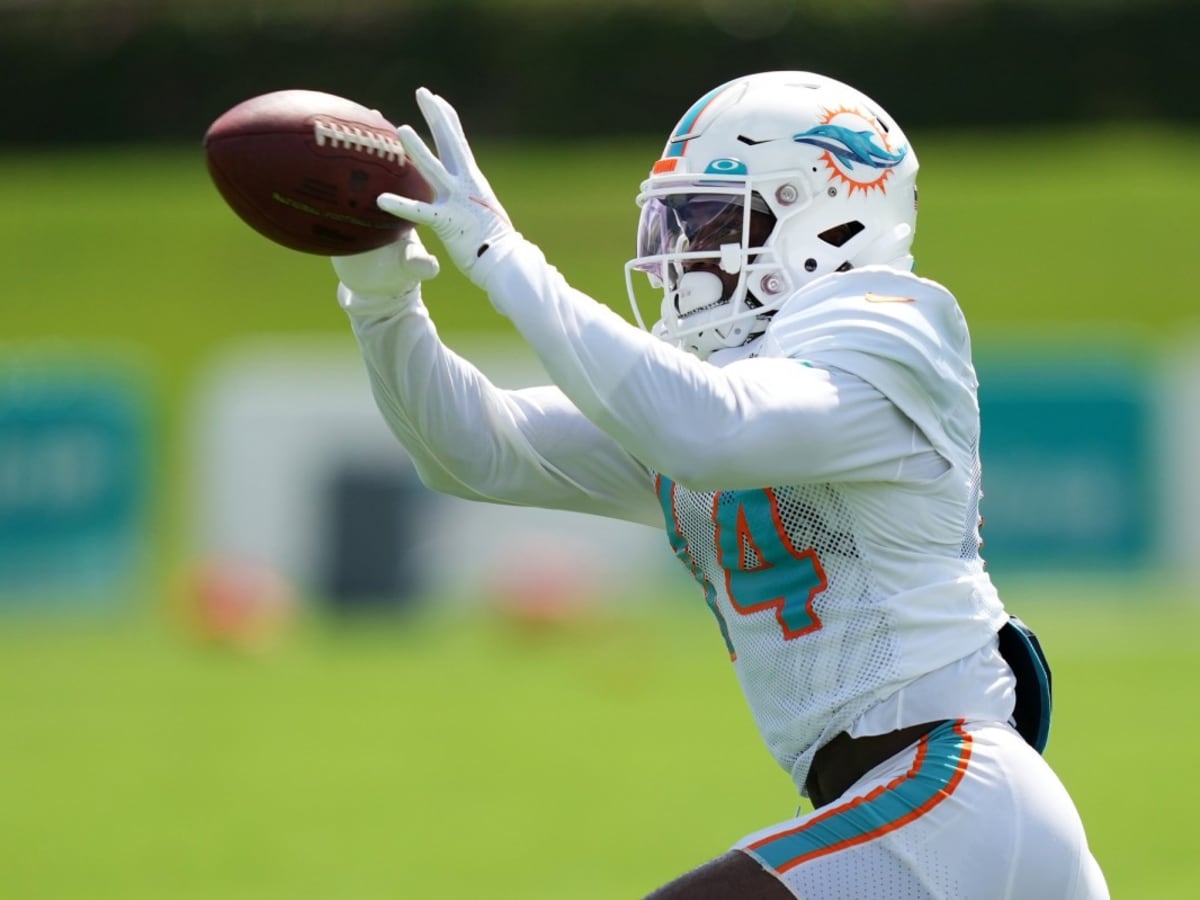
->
[474, 237, 942, 489]
[341, 235, 942, 527]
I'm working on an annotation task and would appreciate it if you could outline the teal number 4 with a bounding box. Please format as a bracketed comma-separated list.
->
[657, 478, 826, 658]
[717, 487, 826, 639]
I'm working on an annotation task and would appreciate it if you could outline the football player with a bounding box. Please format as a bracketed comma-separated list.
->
[331, 72, 1109, 899]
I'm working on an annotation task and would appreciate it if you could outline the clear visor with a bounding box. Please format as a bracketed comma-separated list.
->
[633, 192, 771, 287]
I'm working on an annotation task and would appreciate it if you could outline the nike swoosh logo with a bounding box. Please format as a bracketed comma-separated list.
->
[864, 292, 914, 303]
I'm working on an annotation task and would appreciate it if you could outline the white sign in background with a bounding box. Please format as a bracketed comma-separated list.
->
[187, 335, 677, 609]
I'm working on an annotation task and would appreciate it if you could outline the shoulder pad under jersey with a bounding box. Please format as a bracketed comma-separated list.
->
[760, 266, 979, 459]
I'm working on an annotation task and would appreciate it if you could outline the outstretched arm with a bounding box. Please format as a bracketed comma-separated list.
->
[333, 233, 662, 527]
[377, 89, 935, 492]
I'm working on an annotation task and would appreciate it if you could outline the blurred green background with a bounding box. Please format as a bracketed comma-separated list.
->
[3, 1, 1198, 897]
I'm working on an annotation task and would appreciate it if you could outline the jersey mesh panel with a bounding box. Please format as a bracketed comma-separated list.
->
[958, 441, 984, 561]
[667, 479, 900, 780]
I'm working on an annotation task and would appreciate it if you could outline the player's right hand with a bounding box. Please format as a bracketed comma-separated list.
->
[377, 87, 518, 287]
[332, 228, 440, 315]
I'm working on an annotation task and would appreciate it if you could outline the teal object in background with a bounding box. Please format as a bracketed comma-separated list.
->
[0, 362, 151, 605]
[975, 351, 1155, 572]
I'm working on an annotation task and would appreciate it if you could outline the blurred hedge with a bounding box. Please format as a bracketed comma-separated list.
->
[2, 0, 1194, 147]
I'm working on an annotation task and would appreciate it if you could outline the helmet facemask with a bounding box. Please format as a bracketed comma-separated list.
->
[625, 175, 788, 358]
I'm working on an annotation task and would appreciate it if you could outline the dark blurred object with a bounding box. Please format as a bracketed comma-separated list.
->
[318, 463, 429, 614]
[0, 0, 1194, 148]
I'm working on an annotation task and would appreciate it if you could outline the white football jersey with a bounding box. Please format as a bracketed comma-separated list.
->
[343, 241, 1012, 796]
[655, 266, 1010, 791]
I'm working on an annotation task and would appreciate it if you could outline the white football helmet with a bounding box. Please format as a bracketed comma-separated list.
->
[625, 71, 920, 358]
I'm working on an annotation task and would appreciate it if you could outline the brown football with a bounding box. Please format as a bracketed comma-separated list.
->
[203, 89, 433, 255]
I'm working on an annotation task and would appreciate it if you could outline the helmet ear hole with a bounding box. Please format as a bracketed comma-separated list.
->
[803, 258, 818, 272]
[818, 221, 865, 247]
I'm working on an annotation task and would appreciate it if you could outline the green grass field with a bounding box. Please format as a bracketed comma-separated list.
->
[3, 127, 1199, 897]
[0, 589, 1197, 898]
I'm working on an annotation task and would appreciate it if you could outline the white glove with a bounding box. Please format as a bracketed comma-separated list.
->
[332, 228, 440, 316]
[377, 87, 518, 286]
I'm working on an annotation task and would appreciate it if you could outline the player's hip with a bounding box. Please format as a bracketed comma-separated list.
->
[736, 720, 1108, 899]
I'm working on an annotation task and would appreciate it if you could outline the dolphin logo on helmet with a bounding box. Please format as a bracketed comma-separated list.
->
[793, 124, 908, 173]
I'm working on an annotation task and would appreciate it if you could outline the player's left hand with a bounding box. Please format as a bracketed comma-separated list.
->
[377, 88, 518, 286]
[332, 227, 440, 315]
